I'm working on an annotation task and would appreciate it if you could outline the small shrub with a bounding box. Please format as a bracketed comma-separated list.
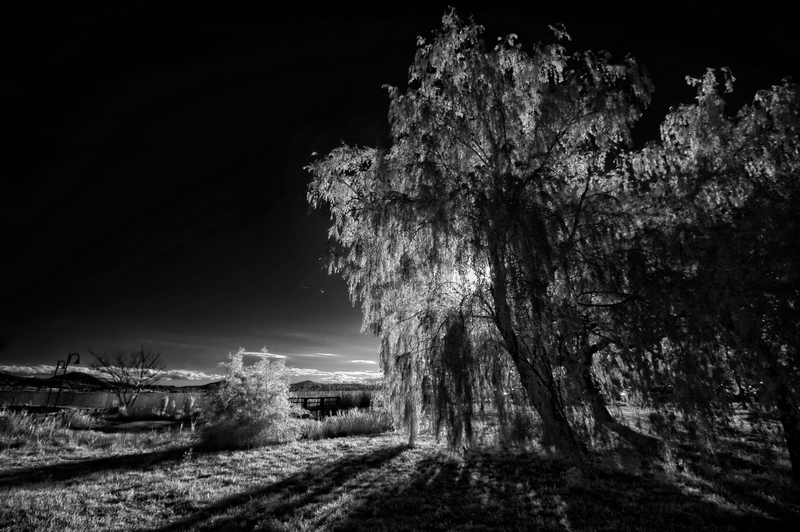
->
[306, 409, 392, 440]
[201, 351, 298, 449]
[63, 411, 96, 430]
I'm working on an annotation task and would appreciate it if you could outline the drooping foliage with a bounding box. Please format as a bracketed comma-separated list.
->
[308, 9, 653, 456]
[307, 9, 800, 477]
[627, 71, 800, 477]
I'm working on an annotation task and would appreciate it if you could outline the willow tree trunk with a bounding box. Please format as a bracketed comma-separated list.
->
[569, 337, 662, 458]
[489, 249, 587, 460]
[774, 372, 800, 482]
[760, 341, 800, 482]
[407, 395, 419, 448]
[516, 352, 588, 459]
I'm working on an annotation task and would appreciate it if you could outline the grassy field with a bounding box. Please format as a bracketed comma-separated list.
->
[1, 408, 799, 531]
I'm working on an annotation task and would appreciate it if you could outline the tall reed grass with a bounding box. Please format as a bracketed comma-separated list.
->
[304, 409, 392, 440]
[338, 390, 373, 409]
[0, 408, 194, 452]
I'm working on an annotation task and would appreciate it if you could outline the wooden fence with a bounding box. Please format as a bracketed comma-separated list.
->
[289, 396, 341, 419]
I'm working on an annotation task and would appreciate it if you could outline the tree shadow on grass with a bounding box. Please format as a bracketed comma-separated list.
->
[328, 448, 800, 532]
[327, 449, 576, 532]
[562, 466, 797, 531]
[137, 443, 409, 532]
[0, 445, 192, 489]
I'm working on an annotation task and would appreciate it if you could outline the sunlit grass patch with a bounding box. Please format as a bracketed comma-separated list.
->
[1, 405, 799, 531]
[0, 409, 106, 451]
[0, 408, 197, 460]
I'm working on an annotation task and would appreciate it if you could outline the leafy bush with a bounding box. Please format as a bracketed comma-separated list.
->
[201, 351, 297, 449]
[305, 409, 392, 440]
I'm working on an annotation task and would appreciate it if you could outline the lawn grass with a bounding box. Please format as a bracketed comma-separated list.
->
[1, 409, 799, 531]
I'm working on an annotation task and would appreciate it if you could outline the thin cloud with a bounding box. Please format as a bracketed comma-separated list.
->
[285, 367, 382, 384]
[0, 365, 106, 378]
[159, 369, 226, 381]
[237, 351, 287, 359]
[1, 364, 79, 378]
[302, 352, 340, 358]
[234, 347, 287, 359]
[350, 360, 378, 364]
[139, 339, 217, 350]
[2, 362, 380, 384]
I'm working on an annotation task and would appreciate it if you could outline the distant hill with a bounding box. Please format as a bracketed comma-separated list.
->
[48, 371, 112, 389]
[0, 371, 24, 386]
[0, 371, 155, 391]
[1, 371, 113, 390]
[149, 380, 222, 392]
[290, 380, 319, 391]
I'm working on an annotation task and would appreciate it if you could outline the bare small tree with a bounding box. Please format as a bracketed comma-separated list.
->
[90, 346, 166, 415]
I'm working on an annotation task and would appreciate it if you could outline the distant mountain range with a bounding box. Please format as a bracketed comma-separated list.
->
[289, 380, 381, 392]
[0, 370, 218, 393]
[0, 372, 380, 393]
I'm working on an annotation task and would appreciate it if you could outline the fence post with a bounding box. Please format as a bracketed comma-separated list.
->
[54, 353, 80, 408]
[46, 360, 66, 408]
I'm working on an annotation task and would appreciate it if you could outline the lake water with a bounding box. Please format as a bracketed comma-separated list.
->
[0, 391, 205, 416]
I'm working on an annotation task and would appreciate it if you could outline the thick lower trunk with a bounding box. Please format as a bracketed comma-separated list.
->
[516, 357, 588, 459]
[487, 235, 586, 460]
[572, 338, 663, 458]
[761, 341, 800, 482]
[407, 396, 418, 448]
[589, 391, 663, 457]
[775, 378, 800, 482]
[491, 311, 586, 458]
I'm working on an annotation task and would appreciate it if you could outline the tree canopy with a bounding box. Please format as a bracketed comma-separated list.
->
[628, 70, 800, 474]
[307, 9, 800, 477]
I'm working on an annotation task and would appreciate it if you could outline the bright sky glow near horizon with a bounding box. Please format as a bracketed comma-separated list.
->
[2, 3, 797, 387]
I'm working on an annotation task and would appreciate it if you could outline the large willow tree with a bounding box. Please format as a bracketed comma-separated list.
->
[307, 10, 654, 457]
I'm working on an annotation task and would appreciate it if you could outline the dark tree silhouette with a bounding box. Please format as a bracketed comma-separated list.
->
[307, 10, 653, 457]
[90, 346, 167, 414]
[629, 72, 800, 479]
[307, 10, 799, 478]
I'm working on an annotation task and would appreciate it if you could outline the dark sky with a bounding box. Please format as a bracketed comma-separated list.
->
[2, 3, 797, 384]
